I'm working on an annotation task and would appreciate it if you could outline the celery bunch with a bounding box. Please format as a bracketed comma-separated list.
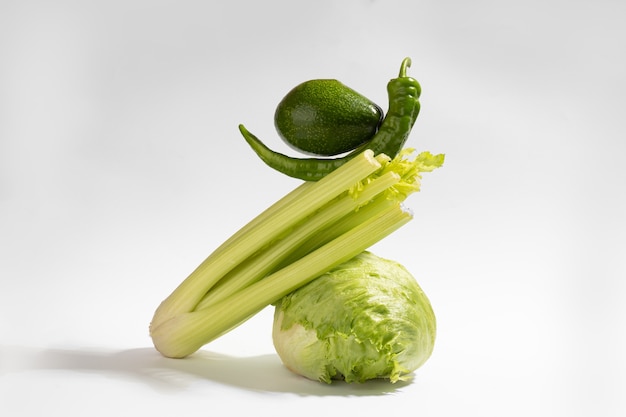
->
[149, 148, 444, 358]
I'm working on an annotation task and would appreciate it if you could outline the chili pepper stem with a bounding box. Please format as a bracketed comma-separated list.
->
[399, 57, 411, 77]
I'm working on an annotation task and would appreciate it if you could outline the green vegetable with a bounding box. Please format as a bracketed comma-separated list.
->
[274, 79, 383, 156]
[149, 148, 444, 359]
[239, 57, 421, 181]
[273, 251, 436, 384]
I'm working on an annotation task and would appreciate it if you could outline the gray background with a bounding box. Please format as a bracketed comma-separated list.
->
[1, 1, 624, 416]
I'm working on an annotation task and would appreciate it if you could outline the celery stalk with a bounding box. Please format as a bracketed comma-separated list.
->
[149, 148, 444, 358]
[193, 170, 401, 311]
[150, 203, 412, 358]
[150, 150, 383, 330]
[277, 194, 398, 268]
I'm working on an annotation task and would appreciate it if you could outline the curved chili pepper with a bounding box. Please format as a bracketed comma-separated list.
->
[239, 57, 421, 181]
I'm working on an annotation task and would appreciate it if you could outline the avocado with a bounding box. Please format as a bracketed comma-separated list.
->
[274, 79, 383, 156]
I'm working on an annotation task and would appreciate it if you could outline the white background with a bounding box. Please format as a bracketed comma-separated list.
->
[1, 0, 624, 416]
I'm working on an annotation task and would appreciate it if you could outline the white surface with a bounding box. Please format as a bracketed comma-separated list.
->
[1, 0, 625, 416]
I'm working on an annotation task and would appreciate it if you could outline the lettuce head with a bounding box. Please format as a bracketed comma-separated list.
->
[272, 251, 436, 383]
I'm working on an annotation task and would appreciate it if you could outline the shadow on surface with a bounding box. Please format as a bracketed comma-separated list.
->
[1, 346, 411, 396]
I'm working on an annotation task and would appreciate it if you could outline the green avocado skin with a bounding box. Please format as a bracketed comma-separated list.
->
[274, 80, 383, 157]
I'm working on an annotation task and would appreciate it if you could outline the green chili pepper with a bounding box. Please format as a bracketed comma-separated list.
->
[239, 57, 421, 181]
